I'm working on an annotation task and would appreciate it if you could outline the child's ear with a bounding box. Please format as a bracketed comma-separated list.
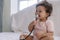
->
[46, 13, 49, 17]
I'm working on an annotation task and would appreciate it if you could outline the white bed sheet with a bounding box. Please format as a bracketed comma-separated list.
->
[0, 32, 60, 40]
[0, 32, 20, 40]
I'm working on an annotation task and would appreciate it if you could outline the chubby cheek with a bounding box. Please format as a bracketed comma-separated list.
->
[40, 13, 47, 18]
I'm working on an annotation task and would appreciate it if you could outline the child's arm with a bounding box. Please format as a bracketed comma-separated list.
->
[35, 31, 54, 40]
[36, 32, 54, 40]
[28, 20, 37, 32]
[46, 20, 54, 37]
[28, 21, 34, 32]
[35, 31, 47, 39]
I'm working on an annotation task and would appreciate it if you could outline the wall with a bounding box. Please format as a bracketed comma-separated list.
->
[52, 1, 60, 36]
[0, 0, 3, 32]
[2, 0, 11, 32]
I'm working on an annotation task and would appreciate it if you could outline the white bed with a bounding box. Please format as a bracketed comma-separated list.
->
[0, 32, 60, 40]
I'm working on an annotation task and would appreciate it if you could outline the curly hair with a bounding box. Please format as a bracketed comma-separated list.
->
[36, 1, 53, 17]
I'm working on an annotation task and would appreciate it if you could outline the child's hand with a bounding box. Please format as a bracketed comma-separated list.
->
[33, 20, 37, 26]
[35, 31, 47, 39]
[28, 20, 37, 32]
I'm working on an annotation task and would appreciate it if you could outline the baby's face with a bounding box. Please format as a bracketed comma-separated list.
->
[36, 6, 49, 19]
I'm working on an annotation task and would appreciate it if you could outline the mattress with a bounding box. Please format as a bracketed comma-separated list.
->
[0, 32, 60, 40]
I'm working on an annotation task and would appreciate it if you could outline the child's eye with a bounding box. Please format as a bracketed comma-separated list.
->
[36, 10, 42, 13]
[39, 11, 41, 13]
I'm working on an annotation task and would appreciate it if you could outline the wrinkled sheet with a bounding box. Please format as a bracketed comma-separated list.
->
[0, 32, 60, 40]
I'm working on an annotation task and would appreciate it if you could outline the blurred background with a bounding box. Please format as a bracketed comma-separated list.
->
[0, 0, 60, 37]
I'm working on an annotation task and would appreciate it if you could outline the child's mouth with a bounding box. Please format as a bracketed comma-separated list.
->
[38, 15, 40, 17]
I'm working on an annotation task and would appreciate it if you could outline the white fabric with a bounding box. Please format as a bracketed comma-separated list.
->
[11, 11, 35, 33]
[0, 32, 20, 40]
[0, 32, 60, 40]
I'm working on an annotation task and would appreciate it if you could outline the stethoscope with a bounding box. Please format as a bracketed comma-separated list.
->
[20, 14, 38, 40]
[20, 14, 48, 40]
